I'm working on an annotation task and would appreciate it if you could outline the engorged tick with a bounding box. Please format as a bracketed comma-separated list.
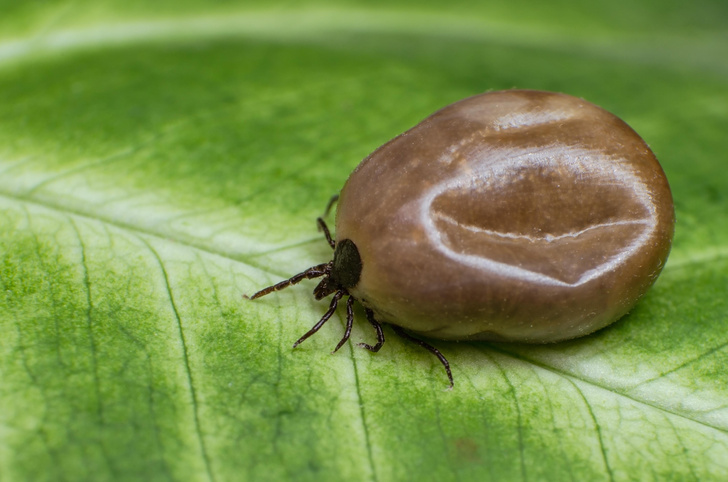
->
[247, 90, 675, 388]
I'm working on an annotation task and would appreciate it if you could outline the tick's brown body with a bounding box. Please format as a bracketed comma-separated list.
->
[337, 90, 674, 343]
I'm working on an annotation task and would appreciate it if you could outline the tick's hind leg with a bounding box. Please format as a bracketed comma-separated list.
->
[358, 308, 385, 352]
[392, 325, 453, 389]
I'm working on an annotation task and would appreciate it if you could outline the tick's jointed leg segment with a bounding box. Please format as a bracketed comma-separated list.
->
[246, 263, 331, 300]
[317, 217, 335, 249]
[359, 308, 385, 352]
[332, 296, 355, 354]
[392, 325, 453, 389]
[323, 194, 339, 218]
[316, 194, 339, 250]
[293, 290, 345, 348]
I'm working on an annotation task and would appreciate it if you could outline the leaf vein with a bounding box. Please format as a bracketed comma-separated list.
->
[564, 378, 615, 482]
[140, 236, 216, 482]
[482, 350, 527, 482]
[486, 344, 728, 435]
[346, 319, 378, 482]
[632, 341, 728, 387]
[68, 217, 120, 478]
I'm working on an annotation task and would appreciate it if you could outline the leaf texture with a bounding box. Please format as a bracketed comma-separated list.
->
[1, 2, 727, 481]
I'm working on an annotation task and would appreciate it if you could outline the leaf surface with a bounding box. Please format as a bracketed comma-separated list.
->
[1, 2, 727, 481]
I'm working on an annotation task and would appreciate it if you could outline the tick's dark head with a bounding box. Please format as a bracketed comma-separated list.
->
[313, 239, 362, 300]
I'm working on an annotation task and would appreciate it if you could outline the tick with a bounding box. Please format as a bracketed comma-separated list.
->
[247, 90, 675, 388]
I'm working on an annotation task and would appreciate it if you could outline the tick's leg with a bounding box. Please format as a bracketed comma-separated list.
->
[316, 194, 339, 250]
[323, 194, 339, 217]
[317, 217, 335, 249]
[332, 295, 355, 354]
[358, 308, 385, 352]
[246, 262, 331, 300]
[392, 325, 453, 389]
[293, 290, 344, 348]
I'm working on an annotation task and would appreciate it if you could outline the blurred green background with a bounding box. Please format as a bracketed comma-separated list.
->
[1, 1, 727, 481]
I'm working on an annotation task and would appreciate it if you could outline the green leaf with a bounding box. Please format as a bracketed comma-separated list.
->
[1, 2, 727, 481]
